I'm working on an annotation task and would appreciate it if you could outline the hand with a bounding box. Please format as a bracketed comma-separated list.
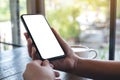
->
[23, 60, 60, 80]
[24, 28, 79, 73]
[24, 33, 38, 60]
[49, 28, 79, 73]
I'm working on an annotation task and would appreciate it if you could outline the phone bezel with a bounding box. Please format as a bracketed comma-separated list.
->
[21, 14, 65, 61]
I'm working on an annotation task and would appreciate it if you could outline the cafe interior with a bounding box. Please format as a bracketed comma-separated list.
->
[0, 0, 120, 80]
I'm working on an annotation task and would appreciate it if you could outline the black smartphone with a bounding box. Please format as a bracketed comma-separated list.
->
[21, 14, 65, 61]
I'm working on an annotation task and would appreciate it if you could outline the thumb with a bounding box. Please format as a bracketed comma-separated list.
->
[51, 28, 71, 54]
[42, 60, 50, 66]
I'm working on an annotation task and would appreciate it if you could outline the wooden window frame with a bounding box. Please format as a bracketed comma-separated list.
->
[109, 0, 117, 60]
[27, 0, 45, 15]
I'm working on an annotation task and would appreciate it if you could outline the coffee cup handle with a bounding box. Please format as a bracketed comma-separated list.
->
[88, 49, 97, 59]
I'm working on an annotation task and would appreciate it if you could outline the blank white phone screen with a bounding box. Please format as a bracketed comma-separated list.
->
[23, 15, 64, 59]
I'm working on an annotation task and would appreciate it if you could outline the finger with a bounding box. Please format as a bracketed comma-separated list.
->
[27, 38, 32, 56]
[24, 33, 33, 58]
[51, 28, 66, 46]
[54, 71, 60, 77]
[33, 60, 42, 66]
[42, 60, 50, 66]
[24, 32, 29, 40]
[50, 63, 54, 68]
[51, 28, 72, 54]
[31, 47, 37, 60]
[31, 47, 41, 60]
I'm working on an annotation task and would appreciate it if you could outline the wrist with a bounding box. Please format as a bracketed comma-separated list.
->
[68, 55, 81, 74]
[72, 56, 84, 75]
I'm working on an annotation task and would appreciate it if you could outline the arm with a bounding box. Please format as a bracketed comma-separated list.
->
[24, 28, 120, 79]
[49, 28, 120, 79]
[74, 58, 120, 79]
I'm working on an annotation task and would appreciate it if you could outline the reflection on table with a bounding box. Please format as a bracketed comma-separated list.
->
[0, 47, 92, 80]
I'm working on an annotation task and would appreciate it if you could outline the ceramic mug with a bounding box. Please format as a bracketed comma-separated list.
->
[71, 45, 97, 59]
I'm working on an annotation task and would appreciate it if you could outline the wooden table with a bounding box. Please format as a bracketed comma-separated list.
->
[0, 47, 92, 80]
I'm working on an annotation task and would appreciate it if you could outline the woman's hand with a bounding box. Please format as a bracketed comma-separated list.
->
[24, 33, 38, 60]
[23, 60, 60, 80]
[24, 28, 79, 73]
[49, 28, 79, 73]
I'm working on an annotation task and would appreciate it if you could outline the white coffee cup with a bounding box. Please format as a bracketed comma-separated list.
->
[71, 45, 97, 59]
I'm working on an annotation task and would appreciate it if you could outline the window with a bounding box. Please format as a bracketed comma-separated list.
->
[45, 0, 110, 60]
[0, 0, 119, 60]
[0, 0, 27, 51]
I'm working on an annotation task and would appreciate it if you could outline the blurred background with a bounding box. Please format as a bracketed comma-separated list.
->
[0, 0, 120, 60]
